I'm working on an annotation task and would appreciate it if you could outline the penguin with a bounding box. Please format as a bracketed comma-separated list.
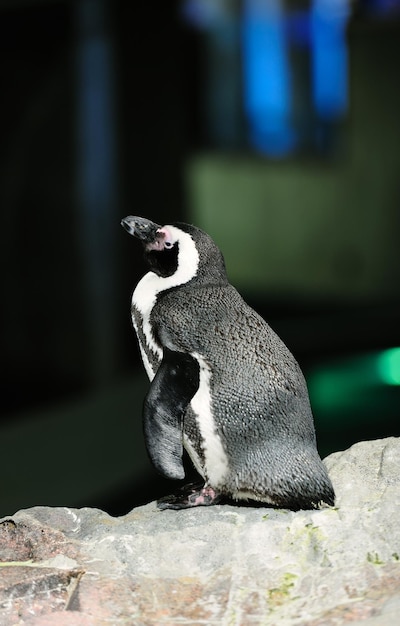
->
[121, 216, 335, 511]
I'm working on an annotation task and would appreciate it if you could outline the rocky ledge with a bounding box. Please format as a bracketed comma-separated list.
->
[1, 437, 399, 626]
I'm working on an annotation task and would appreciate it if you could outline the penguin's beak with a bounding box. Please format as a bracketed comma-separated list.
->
[121, 216, 162, 244]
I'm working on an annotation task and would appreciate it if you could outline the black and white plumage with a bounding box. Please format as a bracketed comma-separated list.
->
[121, 216, 335, 510]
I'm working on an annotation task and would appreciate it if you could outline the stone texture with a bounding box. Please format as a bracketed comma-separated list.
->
[1, 437, 399, 625]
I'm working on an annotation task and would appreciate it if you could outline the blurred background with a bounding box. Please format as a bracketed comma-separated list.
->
[1, 0, 399, 518]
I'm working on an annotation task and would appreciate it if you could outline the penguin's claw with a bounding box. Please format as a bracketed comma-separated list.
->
[157, 482, 222, 510]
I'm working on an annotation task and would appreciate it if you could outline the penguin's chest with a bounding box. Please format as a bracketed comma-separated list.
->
[131, 273, 163, 380]
[132, 277, 230, 486]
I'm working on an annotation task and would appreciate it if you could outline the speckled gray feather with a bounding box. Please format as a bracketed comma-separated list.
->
[121, 215, 335, 509]
[141, 223, 334, 509]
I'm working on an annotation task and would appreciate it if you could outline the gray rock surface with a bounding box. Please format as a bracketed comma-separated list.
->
[1, 437, 399, 625]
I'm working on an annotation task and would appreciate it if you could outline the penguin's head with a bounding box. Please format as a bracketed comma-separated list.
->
[121, 216, 227, 286]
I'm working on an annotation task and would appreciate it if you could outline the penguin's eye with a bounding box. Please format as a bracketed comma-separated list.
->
[164, 241, 174, 250]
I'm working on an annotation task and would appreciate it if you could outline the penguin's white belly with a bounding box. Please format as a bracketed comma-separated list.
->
[132, 269, 230, 488]
[189, 353, 229, 486]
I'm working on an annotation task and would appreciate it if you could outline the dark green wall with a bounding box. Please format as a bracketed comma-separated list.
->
[187, 20, 400, 302]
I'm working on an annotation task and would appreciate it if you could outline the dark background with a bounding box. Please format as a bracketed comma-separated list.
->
[1, 0, 399, 518]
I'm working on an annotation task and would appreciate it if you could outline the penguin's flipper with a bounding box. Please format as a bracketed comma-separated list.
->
[143, 348, 200, 480]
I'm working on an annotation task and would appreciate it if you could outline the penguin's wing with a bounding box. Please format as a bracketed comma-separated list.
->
[143, 348, 200, 480]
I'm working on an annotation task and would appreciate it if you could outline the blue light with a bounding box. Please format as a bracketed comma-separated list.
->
[242, 0, 296, 157]
[287, 10, 311, 47]
[311, 0, 349, 120]
[365, 0, 400, 17]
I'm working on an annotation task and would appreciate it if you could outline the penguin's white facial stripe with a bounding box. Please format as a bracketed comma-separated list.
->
[131, 227, 199, 379]
[164, 225, 199, 285]
[134, 227, 199, 306]
[190, 353, 229, 486]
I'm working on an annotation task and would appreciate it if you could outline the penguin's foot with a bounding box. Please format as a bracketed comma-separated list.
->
[157, 481, 222, 510]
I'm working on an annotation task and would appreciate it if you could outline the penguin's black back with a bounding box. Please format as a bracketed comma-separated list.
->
[151, 281, 333, 508]
[127, 218, 334, 509]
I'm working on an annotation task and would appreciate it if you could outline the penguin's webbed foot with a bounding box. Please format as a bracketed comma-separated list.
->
[157, 481, 222, 510]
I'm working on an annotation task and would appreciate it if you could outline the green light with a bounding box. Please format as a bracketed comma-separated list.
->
[307, 347, 400, 415]
[377, 348, 400, 386]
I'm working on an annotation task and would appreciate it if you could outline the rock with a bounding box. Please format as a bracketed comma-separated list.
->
[1, 437, 399, 625]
